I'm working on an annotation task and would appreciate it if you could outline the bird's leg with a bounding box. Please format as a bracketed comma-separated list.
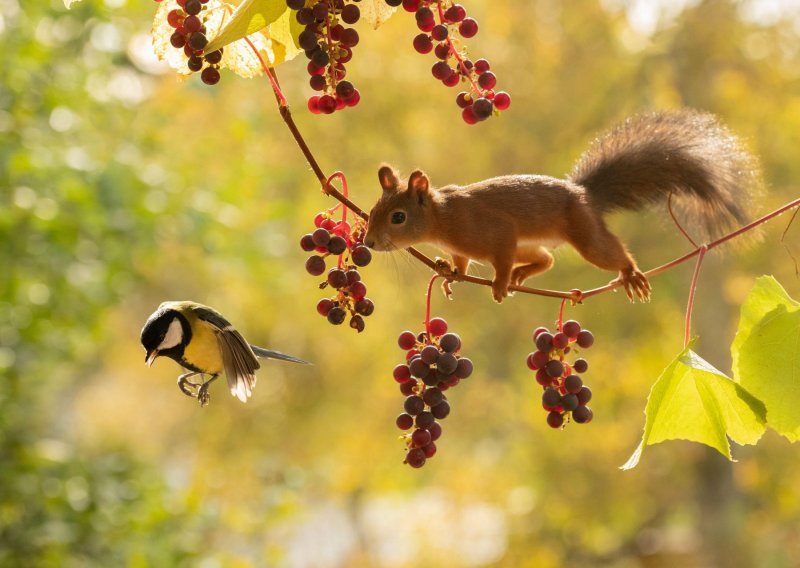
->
[197, 374, 219, 407]
[177, 372, 203, 398]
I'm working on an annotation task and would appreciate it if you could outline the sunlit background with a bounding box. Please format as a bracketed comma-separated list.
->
[2, 0, 800, 566]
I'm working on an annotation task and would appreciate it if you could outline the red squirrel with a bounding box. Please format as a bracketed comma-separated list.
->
[363, 110, 761, 302]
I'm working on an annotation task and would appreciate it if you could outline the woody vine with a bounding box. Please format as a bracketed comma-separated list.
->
[70, 0, 800, 469]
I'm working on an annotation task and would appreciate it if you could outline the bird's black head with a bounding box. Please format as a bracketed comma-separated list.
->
[140, 306, 192, 366]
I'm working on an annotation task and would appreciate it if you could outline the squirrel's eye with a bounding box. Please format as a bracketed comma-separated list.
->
[391, 211, 406, 224]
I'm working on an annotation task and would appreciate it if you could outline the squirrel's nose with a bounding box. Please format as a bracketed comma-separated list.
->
[364, 238, 375, 248]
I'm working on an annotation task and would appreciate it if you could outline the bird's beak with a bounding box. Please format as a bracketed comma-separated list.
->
[145, 350, 159, 367]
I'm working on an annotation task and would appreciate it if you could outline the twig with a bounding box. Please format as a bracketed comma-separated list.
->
[667, 193, 698, 248]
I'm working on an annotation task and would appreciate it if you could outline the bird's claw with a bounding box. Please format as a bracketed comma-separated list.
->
[177, 373, 201, 398]
[197, 384, 211, 407]
[177, 372, 212, 406]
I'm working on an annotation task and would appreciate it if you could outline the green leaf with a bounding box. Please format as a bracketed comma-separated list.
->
[732, 276, 800, 441]
[622, 344, 766, 470]
[731, 275, 798, 373]
[205, 0, 288, 54]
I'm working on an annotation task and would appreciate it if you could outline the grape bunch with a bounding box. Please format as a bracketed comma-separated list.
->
[526, 320, 594, 428]
[165, 0, 224, 85]
[286, 0, 362, 114]
[301, 210, 374, 331]
[385, 0, 511, 124]
[393, 317, 473, 468]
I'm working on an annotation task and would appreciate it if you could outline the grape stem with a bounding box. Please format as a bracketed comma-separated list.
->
[435, 1, 482, 96]
[243, 40, 800, 305]
[684, 245, 707, 348]
[557, 298, 567, 332]
[424, 274, 440, 340]
[327, 171, 348, 269]
[243, 37, 286, 107]
[780, 205, 799, 276]
[324, 13, 336, 92]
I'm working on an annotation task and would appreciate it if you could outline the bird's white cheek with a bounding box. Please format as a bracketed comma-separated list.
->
[158, 318, 183, 350]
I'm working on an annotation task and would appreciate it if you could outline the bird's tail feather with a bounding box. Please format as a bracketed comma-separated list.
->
[251, 345, 310, 364]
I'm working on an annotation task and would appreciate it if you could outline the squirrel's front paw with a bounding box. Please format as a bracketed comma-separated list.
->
[434, 257, 456, 277]
[435, 257, 459, 299]
[617, 269, 651, 302]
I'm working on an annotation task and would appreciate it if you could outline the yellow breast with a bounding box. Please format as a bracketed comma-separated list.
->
[182, 321, 223, 375]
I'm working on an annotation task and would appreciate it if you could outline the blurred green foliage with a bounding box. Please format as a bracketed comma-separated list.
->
[1, 0, 799, 566]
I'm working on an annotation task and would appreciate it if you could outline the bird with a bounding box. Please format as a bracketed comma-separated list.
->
[140, 301, 309, 406]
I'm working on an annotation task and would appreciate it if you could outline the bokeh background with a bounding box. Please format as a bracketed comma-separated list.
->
[2, 0, 800, 566]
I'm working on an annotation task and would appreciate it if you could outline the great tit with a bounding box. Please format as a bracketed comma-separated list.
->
[140, 301, 308, 406]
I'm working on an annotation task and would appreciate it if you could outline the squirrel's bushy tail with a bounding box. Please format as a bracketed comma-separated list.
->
[569, 109, 761, 238]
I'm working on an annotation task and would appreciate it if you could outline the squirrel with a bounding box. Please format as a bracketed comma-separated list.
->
[363, 109, 761, 303]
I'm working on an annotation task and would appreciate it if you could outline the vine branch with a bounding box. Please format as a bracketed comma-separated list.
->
[248, 43, 800, 305]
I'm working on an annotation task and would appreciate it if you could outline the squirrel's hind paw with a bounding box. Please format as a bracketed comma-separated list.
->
[492, 283, 511, 303]
[441, 279, 454, 300]
[617, 269, 651, 302]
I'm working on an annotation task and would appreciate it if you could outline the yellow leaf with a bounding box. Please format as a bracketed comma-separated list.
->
[205, 0, 287, 53]
[360, 0, 397, 29]
[264, 6, 304, 65]
[221, 29, 271, 78]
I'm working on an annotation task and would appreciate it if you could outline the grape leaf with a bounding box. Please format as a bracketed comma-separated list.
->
[262, 6, 304, 65]
[622, 344, 766, 470]
[732, 276, 800, 441]
[360, 0, 397, 29]
[220, 29, 274, 78]
[204, 0, 288, 54]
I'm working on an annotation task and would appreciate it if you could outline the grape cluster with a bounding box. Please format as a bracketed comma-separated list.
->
[166, 0, 224, 85]
[526, 320, 594, 428]
[386, 0, 511, 124]
[393, 317, 473, 468]
[301, 211, 374, 331]
[287, 0, 362, 114]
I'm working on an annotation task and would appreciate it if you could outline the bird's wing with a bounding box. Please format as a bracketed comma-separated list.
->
[192, 305, 260, 403]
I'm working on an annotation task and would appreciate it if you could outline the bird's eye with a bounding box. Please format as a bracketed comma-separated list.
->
[391, 211, 406, 224]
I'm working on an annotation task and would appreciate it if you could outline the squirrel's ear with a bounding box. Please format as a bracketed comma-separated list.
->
[378, 165, 400, 192]
[407, 170, 430, 198]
